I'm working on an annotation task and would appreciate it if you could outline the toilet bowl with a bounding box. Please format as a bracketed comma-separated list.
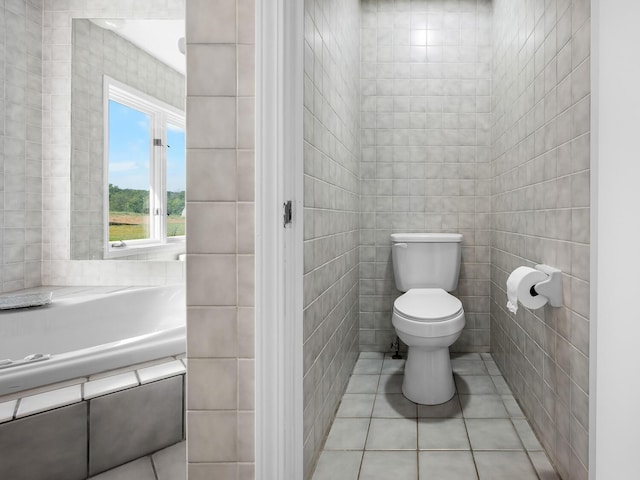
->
[392, 288, 465, 405]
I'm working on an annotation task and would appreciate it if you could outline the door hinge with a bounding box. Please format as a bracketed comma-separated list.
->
[153, 138, 163, 146]
[283, 200, 293, 227]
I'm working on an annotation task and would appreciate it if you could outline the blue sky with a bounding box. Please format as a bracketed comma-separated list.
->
[167, 123, 186, 192]
[108, 100, 185, 192]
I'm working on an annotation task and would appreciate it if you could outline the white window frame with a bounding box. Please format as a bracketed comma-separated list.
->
[103, 76, 185, 258]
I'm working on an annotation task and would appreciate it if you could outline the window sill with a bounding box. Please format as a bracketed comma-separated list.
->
[105, 239, 185, 259]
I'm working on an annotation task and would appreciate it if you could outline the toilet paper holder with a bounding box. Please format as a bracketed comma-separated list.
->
[529, 264, 563, 307]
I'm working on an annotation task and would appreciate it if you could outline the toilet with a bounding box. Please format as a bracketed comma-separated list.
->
[391, 233, 465, 405]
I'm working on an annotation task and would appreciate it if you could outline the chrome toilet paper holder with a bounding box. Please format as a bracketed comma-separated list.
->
[530, 264, 563, 307]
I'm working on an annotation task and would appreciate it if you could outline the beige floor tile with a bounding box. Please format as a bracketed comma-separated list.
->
[474, 451, 538, 480]
[419, 451, 478, 479]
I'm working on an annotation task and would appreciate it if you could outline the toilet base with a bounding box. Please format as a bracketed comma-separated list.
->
[402, 346, 455, 405]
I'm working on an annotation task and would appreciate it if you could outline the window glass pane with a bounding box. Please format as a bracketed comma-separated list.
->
[108, 100, 151, 242]
[167, 123, 186, 237]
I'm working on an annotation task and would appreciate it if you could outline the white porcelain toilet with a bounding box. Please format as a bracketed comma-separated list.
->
[391, 233, 465, 405]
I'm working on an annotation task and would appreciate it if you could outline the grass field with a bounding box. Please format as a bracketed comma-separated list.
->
[109, 212, 185, 241]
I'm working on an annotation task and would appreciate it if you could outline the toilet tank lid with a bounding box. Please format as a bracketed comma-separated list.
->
[391, 233, 463, 243]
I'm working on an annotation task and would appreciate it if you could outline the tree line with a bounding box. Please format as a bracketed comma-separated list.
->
[109, 184, 185, 215]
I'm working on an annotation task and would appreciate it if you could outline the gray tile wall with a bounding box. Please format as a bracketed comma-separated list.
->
[359, 0, 493, 353]
[0, 0, 43, 293]
[70, 19, 185, 260]
[490, 1, 590, 479]
[302, 0, 361, 476]
[185, 0, 255, 478]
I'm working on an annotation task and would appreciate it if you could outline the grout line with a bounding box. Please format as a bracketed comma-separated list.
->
[415, 401, 420, 478]
[12, 399, 19, 421]
[149, 453, 160, 480]
[525, 449, 545, 480]
[86, 400, 91, 478]
[356, 371, 380, 479]
[458, 383, 481, 479]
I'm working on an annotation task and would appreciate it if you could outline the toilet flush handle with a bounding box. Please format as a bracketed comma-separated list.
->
[393, 242, 408, 261]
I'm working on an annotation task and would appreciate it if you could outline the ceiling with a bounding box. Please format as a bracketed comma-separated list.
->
[91, 19, 185, 75]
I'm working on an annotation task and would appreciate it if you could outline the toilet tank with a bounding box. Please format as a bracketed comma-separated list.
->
[391, 233, 463, 292]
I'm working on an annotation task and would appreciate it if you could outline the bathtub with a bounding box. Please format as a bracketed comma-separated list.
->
[0, 284, 185, 396]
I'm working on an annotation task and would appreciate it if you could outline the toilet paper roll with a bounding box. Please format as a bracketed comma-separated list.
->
[506, 266, 548, 314]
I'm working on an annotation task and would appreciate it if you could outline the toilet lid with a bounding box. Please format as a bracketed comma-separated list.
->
[393, 288, 463, 322]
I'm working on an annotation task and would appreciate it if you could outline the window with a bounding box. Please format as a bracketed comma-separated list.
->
[104, 77, 185, 256]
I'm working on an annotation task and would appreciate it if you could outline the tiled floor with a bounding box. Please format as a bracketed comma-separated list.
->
[311, 352, 560, 480]
[88, 441, 185, 480]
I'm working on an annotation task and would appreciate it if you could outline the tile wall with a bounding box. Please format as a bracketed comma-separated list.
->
[41, 0, 184, 286]
[302, 0, 361, 476]
[359, 0, 493, 353]
[70, 18, 185, 261]
[184, 0, 255, 478]
[490, 0, 590, 479]
[0, 0, 43, 293]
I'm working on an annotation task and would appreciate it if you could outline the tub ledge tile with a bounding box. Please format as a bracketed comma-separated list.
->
[0, 399, 17, 423]
[137, 360, 186, 384]
[84, 372, 140, 400]
[17, 385, 83, 418]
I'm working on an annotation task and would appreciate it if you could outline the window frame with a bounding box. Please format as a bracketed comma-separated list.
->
[103, 76, 185, 258]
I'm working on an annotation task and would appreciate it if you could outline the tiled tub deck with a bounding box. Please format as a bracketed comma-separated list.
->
[0, 357, 186, 480]
[311, 352, 560, 480]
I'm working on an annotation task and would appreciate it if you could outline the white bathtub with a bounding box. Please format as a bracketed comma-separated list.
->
[0, 285, 185, 396]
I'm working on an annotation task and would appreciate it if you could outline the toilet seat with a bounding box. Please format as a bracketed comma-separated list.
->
[393, 288, 463, 323]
